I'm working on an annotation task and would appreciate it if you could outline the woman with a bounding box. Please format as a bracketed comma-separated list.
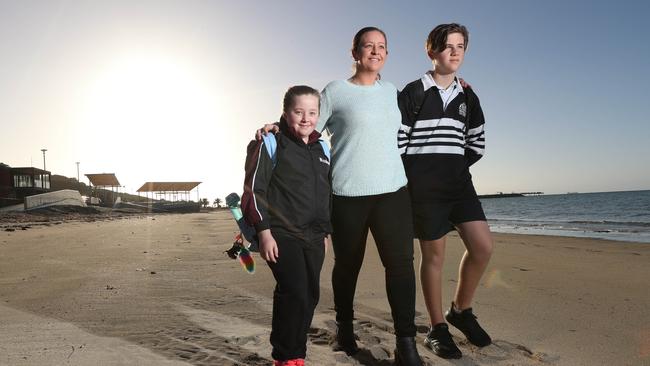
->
[259, 27, 422, 366]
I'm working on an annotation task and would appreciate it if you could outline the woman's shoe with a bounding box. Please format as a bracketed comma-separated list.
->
[333, 321, 359, 355]
[394, 337, 423, 366]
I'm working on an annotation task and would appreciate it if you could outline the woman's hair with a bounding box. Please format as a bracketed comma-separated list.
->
[282, 85, 320, 114]
[426, 23, 469, 55]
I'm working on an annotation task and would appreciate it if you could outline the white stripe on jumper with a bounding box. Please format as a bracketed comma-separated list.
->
[467, 125, 484, 136]
[411, 129, 464, 138]
[413, 117, 465, 131]
[399, 124, 412, 134]
[406, 144, 464, 155]
[412, 136, 464, 144]
[467, 145, 484, 155]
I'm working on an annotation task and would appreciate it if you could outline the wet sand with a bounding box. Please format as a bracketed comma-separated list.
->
[1, 211, 648, 366]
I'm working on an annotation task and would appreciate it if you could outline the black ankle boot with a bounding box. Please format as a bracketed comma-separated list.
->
[394, 337, 423, 366]
[334, 321, 359, 355]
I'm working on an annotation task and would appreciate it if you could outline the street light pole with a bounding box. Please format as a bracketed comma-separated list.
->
[41, 149, 47, 171]
[40, 149, 47, 189]
[76, 161, 81, 194]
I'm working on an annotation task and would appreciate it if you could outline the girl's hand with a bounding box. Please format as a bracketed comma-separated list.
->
[258, 229, 279, 263]
[255, 123, 280, 140]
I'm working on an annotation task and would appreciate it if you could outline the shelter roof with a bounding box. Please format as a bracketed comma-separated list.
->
[11, 167, 50, 175]
[136, 182, 201, 192]
[85, 173, 120, 187]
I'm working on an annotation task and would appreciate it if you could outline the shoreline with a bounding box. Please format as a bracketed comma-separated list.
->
[488, 224, 650, 244]
[1, 212, 649, 365]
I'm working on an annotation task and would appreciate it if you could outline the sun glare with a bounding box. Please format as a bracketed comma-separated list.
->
[83, 52, 217, 137]
[73, 50, 231, 196]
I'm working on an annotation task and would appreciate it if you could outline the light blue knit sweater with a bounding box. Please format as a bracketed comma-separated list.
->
[318, 79, 408, 197]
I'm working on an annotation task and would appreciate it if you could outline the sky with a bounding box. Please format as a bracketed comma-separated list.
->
[1, 0, 649, 202]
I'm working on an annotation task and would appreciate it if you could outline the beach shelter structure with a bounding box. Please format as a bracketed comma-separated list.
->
[85, 173, 121, 206]
[136, 181, 201, 203]
[135, 181, 202, 213]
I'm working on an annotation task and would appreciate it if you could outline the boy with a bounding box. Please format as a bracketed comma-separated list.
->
[398, 23, 493, 359]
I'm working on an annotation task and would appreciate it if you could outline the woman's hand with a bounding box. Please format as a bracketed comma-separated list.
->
[255, 123, 280, 140]
[258, 229, 279, 263]
[459, 78, 472, 89]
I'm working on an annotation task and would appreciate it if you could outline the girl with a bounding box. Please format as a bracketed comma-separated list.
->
[242, 85, 331, 366]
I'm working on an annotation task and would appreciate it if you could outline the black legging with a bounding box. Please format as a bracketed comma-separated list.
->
[268, 233, 325, 360]
[331, 186, 417, 337]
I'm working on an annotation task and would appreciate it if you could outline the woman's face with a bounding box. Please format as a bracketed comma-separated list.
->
[353, 30, 387, 73]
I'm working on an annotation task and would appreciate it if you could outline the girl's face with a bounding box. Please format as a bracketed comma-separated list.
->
[353, 30, 387, 73]
[431, 32, 465, 75]
[283, 94, 319, 142]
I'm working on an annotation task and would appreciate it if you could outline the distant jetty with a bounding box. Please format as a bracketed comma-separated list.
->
[478, 192, 543, 199]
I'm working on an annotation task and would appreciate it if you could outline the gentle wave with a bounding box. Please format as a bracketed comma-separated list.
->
[566, 220, 650, 227]
[480, 190, 650, 243]
[488, 224, 650, 243]
[488, 218, 650, 228]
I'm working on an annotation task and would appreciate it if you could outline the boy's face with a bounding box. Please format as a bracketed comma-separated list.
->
[283, 94, 319, 142]
[431, 32, 465, 75]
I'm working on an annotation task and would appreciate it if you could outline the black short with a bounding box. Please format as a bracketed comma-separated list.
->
[412, 198, 486, 241]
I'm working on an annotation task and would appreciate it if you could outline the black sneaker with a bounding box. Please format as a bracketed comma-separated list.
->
[445, 303, 492, 347]
[423, 323, 462, 359]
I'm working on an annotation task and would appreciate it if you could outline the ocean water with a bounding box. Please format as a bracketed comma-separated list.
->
[480, 190, 650, 243]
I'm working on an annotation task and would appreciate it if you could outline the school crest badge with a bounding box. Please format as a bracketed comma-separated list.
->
[459, 102, 467, 118]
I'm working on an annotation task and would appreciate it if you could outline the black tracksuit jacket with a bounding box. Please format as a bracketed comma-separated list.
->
[241, 123, 332, 240]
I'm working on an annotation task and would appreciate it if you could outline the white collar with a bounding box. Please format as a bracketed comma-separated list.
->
[422, 71, 464, 94]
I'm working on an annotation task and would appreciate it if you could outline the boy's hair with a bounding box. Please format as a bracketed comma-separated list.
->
[283, 85, 320, 113]
[351, 26, 388, 54]
[426, 23, 469, 56]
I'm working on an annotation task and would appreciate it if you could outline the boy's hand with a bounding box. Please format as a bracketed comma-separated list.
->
[324, 235, 330, 254]
[258, 229, 279, 263]
[255, 123, 280, 140]
[459, 78, 472, 89]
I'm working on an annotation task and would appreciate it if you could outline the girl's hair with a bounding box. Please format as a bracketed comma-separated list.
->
[282, 85, 320, 113]
[426, 23, 469, 55]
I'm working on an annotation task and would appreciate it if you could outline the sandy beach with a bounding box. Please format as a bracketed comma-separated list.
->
[1, 211, 648, 366]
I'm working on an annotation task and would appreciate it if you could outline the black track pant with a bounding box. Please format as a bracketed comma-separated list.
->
[268, 233, 325, 360]
[331, 187, 417, 337]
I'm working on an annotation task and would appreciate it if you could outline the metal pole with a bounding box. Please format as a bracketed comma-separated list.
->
[40, 149, 47, 189]
[76, 162, 80, 194]
[41, 149, 47, 171]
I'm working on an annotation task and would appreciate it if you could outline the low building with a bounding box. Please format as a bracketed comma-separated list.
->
[0, 163, 51, 207]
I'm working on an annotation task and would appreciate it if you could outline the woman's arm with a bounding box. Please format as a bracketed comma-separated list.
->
[464, 90, 485, 167]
